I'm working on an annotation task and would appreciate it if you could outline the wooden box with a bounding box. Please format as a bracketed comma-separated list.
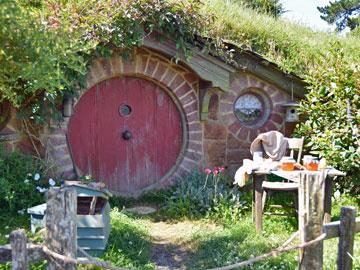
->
[27, 184, 111, 257]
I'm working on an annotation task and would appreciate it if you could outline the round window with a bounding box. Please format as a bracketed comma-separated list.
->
[234, 93, 264, 125]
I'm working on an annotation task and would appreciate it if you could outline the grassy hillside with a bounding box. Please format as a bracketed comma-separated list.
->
[203, 0, 360, 76]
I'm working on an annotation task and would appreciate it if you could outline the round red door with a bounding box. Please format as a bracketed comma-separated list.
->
[68, 77, 183, 195]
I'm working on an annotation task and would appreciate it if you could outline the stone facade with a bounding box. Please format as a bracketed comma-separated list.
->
[202, 72, 293, 175]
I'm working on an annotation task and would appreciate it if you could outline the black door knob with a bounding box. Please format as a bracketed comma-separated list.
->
[122, 130, 132, 140]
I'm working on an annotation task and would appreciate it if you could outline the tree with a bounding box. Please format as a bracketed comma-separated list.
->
[318, 0, 360, 31]
[232, 0, 285, 18]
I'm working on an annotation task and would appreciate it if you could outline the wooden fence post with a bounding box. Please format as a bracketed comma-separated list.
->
[298, 172, 325, 270]
[46, 187, 77, 270]
[10, 229, 28, 270]
[337, 206, 357, 270]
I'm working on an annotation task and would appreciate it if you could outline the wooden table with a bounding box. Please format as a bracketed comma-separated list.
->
[252, 168, 345, 233]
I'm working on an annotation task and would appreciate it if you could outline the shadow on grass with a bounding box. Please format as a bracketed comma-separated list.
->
[150, 241, 188, 269]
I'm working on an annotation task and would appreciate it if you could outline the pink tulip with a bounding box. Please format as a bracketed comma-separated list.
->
[219, 167, 225, 172]
[213, 170, 218, 176]
[205, 168, 212, 175]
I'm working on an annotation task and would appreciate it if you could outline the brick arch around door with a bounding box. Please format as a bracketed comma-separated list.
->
[47, 48, 202, 196]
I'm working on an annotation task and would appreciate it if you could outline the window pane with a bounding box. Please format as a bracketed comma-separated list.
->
[234, 94, 263, 123]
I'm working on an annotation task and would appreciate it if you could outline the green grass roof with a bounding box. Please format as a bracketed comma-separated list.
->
[202, 0, 360, 76]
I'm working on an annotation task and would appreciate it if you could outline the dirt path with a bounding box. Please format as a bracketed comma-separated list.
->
[125, 205, 218, 269]
[147, 221, 218, 270]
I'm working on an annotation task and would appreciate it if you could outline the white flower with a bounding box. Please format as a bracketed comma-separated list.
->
[24, 179, 30, 184]
[17, 209, 25, 215]
[48, 178, 56, 187]
[334, 190, 341, 200]
[27, 173, 32, 177]
[36, 186, 48, 193]
[34, 173, 40, 181]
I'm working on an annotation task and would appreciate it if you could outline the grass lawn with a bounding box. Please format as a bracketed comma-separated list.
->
[0, 191, 358, 269]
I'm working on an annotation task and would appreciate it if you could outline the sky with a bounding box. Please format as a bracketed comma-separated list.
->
[281, 0, 334, 31]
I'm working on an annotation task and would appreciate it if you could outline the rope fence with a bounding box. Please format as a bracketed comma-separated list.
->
[1, 181, 358, 270]
[0, 230, 326, 270]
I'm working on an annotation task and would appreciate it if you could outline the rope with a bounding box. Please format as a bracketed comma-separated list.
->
[280, 231, 299, 248]
[42, 246, 130, 270]
[207, 233, 326, 270]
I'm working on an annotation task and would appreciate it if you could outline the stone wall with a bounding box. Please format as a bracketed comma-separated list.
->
[203, 72, 295, 175]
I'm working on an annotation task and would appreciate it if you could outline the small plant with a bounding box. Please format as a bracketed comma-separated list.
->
[0, 145, 58, 212]
[164, 168, 248, 220]
[79, 174, 96, 184]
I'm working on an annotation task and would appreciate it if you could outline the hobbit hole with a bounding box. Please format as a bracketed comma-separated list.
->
[16, 41, 304, 196]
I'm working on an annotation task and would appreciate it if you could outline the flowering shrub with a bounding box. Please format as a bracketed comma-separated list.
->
[0, 145, 58, 212]
[164, 168, 247, 220]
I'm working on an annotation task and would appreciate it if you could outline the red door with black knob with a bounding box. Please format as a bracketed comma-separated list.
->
[68, 76, 183, 195]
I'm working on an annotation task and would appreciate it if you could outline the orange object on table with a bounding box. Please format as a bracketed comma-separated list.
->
[306, 162, 319, 171]
[303, 155, 319, 171]
[280, 157, 296, 171]
[281, 162, 295, 171]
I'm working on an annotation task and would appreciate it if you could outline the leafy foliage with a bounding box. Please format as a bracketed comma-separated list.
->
[318, 0, 360, 31]
[0, 144, 57, 212]
[0, 1, 90, 124]
[44, 0, 213, 55]
[164, 170, 247, 220]
[296, 45, 360, 192]
[0, 0, 213, 123]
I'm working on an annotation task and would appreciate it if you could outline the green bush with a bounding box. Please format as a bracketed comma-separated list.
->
[0, 1, 90, 124]
[296, 45, 360, 192]
[0, 145, 57, 212]
[164, 169, 248, 220]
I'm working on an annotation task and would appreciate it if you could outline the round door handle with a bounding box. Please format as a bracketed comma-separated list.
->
[122, 130, 132, 140]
